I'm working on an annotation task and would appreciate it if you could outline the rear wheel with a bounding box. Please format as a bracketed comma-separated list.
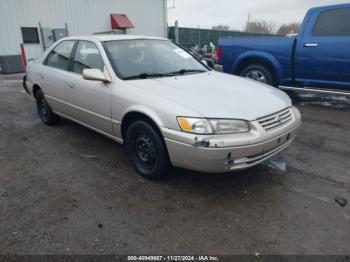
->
[240, 64, 276, 86]
[36, 90, 59, 125]
[125, 121, 169, 180]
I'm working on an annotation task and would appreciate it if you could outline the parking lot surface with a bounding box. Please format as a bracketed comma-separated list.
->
[0, 74, 349, 255]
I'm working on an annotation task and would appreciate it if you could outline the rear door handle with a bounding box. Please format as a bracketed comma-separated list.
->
[304, 43, 318, 48]
[67, 85, 75, 89]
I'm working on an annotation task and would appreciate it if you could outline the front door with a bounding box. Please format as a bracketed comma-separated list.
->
[65, 40, 113, 135]
[294, 7, 350, 90]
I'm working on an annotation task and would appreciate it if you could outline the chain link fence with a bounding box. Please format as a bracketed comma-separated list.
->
[168, 27, 277, 48]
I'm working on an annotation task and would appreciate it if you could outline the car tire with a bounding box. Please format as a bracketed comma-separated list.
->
[125, 121, 169, 180]
[36, 89, 59, 125]
[240, 64, 276, 86]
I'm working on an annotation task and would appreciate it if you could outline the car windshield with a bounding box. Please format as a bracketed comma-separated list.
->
[104, 39, 208, 80]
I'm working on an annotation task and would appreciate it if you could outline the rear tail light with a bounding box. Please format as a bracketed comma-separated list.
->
[216, 47, 222, 62]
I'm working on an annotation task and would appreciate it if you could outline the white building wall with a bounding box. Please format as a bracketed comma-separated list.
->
[0, 0, 167, 61]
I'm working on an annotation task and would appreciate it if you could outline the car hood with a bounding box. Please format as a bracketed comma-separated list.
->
[127, 71, 292, 121]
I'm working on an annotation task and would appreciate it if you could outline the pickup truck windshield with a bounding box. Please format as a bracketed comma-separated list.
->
[104, 40, 208, 80]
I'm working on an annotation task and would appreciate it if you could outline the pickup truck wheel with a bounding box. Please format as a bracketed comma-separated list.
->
[125, 121, 169, 180]
[240, 64, 275, 86]
[36, 90, 59, 125]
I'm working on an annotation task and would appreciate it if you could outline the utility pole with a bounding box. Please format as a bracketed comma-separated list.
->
[245, 14, 251, 32]
[198, 25, 201, 47]
[175, 20, 179, 44]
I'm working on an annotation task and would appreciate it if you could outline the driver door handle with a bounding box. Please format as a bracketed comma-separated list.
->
[67, 85, 75, 89]
[304, 43, 318, 48]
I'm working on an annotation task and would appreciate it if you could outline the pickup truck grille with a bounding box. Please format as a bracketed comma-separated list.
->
[258, 108, 293, 131]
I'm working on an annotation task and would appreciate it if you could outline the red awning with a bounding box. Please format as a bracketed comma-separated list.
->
[111, 14, 134, 29]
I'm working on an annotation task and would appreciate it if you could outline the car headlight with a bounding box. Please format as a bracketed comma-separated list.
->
[210, 119, 250, 134]
[177, 117, 250, 135]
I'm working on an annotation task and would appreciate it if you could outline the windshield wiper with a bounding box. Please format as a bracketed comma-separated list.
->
[124, 69, 206, 80]
[167, 69, 207, 75]
[124, 72, 175, 80]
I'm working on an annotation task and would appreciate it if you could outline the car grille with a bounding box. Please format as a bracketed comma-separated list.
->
[258, 108, 293, 131]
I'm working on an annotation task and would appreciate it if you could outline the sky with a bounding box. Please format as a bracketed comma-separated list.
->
[167, 0, 348, 31]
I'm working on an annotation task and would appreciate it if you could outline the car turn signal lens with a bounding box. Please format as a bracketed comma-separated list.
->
[177, 117, 193, 132]
[177, 117, 214, 134]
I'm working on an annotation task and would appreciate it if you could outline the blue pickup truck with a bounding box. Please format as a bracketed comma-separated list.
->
[217, 3, 350, 92]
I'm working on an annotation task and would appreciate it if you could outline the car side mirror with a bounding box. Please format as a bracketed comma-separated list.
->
[83, 69, 111, 83]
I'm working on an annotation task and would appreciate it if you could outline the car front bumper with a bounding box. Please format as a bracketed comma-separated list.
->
[162, 107, 301, 173]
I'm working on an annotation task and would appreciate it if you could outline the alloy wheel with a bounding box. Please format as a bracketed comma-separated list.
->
[244, 70, 267, 84]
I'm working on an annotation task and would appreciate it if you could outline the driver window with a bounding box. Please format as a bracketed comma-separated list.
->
[71, 41, 104, 74]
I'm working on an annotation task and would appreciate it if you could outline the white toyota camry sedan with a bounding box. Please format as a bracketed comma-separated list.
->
[24, 35, 301, 179]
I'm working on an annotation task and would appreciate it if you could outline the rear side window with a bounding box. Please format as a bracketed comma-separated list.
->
[71, 41, 104, 74]
[313, 8, 350, 36]
[44, 41, 75, 70]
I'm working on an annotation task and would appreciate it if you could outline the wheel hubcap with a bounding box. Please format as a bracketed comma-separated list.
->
[37, 94, 49, 121]
[39, 97, 49, 117]
[245, 70, 267, 83]
[135, 134, 156, 166]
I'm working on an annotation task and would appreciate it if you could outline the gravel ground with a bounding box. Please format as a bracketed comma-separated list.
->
[0, 73, 349, 255]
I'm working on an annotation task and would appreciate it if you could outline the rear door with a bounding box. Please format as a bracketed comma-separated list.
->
[65, 40, 113, 135]
[294, 7, 350, 90]
[41, 40, 76, 114]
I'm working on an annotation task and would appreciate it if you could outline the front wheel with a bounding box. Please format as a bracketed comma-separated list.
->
[125, 121, 169, 180]
[36, 90, 59, 125]
[240, 64, 276, 86]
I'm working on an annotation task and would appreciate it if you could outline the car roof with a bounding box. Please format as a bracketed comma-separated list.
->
[309, 3, 350, 12]
[62, 34, 168, 42]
